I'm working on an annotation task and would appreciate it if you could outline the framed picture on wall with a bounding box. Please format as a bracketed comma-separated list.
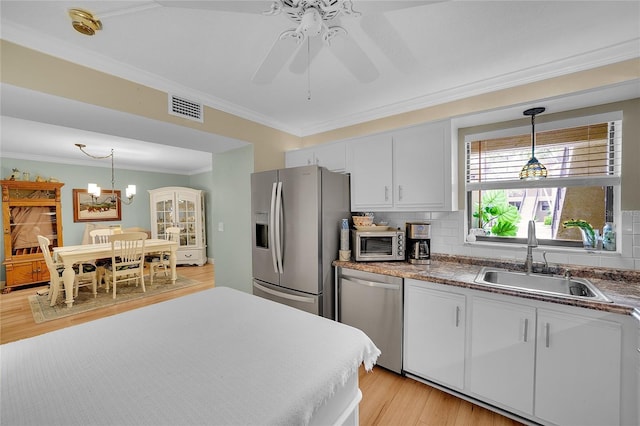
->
[73, 188, 122, 222]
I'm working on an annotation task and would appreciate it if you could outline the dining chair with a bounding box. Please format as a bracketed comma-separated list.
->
[37, 235, 97, 306]
[89, 228, 115, 289]
[89, 228, 114, 244]
[122, 227, 151, 239]
[103, 232, 147, 299]
[144, 226, 180, 285]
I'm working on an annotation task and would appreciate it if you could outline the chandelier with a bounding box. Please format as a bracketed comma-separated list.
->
[75, 144, 136, 204]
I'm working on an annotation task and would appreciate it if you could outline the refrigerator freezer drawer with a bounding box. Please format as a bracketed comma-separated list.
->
[253, 280, 321, 316]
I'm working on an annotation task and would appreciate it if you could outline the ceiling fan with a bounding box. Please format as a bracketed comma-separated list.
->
[155, 1, 435, 85]
[69, 1, 436, 85]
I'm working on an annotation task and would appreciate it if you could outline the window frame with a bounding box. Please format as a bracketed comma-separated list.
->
[464, 111, 622, 248]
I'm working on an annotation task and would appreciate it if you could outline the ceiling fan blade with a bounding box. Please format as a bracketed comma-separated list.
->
[353, 1, 444, 14]
[360, 13, 419, 72]
[155, 1, 270, 13]
[329, 35, 379, 83]
[289, 37, 323, 75]
[252, 35, 302, 84]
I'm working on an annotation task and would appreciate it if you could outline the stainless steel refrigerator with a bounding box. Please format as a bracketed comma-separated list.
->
[251, 165, 350, 319]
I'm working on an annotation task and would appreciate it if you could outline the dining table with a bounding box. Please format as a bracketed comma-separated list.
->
[53, 239, 179, 308]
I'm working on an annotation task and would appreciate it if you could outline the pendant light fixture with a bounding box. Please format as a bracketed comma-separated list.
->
[75, 144, 136, 204]
[519, 107, 547, 180]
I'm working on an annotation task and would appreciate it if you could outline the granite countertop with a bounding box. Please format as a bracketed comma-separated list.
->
[334, 254, 640, 317]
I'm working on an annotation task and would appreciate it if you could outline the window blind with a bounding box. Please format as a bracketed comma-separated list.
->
[466, 122, 621, 185]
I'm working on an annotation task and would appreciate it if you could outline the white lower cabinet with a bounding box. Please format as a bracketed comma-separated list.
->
[468, 297, 536, 415]
[404, 279, 466, 389]
[535, 309, 621, 426]
[403, 279, 634, 426]
[637, 326, 640, 424]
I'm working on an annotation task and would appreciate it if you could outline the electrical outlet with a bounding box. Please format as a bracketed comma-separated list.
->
[218, 222, 224, 232]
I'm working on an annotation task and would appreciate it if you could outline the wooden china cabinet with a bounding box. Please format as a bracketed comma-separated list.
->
[2, 180, 64, 290]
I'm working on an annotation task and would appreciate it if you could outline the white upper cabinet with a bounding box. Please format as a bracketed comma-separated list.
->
[285, 141, 346, 172]
[348, 134, 394, 210]
[393, 122, 452, 209]
[348, 120, 457, 212]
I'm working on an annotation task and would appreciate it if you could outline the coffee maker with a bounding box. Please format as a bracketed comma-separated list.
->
[406, 222, 431, 265]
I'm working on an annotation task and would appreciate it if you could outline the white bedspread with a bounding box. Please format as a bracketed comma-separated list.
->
[1, 287, 380, 426]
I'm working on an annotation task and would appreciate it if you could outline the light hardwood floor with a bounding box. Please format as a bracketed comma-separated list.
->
[1, 263, 522, 426]
[0, 264, 214, 344]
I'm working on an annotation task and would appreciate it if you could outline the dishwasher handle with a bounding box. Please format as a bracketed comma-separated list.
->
[341, 276, 401, 291]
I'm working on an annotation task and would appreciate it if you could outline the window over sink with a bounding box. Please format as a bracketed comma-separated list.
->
[465, 112, 622, 249]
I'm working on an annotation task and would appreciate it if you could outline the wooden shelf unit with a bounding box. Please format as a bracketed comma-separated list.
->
[2, 180, 64, 289]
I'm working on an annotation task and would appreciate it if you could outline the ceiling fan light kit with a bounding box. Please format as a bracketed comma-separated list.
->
[272, 0, 355, 45]
[300, 8, 322, 37]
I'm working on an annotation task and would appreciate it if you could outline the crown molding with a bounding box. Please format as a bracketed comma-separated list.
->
[298, 39, 640, 136]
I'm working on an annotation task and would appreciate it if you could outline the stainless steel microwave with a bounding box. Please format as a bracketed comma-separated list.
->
[351, 229, 405, 262]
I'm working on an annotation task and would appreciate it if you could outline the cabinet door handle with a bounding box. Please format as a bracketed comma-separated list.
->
[455, 306, 461, 327]
[522, 318, 529, 342]
[342, 277, 401, 291]
[398, 185, 403, 201]
[544, 322, 550, 348]
[384, 186, 389, 201]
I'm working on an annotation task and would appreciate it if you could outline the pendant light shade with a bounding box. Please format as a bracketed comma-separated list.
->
[519, 107, 547, 180]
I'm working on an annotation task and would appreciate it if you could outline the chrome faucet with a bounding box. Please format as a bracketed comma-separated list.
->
[525, 220, 537, 273]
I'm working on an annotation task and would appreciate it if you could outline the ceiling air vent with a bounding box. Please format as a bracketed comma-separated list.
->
[168, 94, 203, 122]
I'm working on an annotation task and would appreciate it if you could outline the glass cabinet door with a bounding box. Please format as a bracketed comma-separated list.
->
[152, 190, 201, 249]
[153, 191, 175, 239]
[9, 205, 59, 255]
[177, 191, 198, 248]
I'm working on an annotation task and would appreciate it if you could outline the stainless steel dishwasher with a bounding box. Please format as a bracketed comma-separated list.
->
[337, 267, 403, 374]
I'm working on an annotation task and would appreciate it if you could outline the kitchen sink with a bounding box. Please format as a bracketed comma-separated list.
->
[474, 267, 612, 302]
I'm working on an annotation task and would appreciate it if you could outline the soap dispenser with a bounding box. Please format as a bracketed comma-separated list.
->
[602, 222, 616, 251]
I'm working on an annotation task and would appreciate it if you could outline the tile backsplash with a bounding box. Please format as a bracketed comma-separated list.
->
[371, 210, 640, 271]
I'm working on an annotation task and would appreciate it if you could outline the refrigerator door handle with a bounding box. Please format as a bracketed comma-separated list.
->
[274, 181, 284, 274]
[254, 281, 315, 304]
[269, 182, 278, 274]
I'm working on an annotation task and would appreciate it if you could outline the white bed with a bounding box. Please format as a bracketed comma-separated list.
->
[1, 287, 380, 426]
